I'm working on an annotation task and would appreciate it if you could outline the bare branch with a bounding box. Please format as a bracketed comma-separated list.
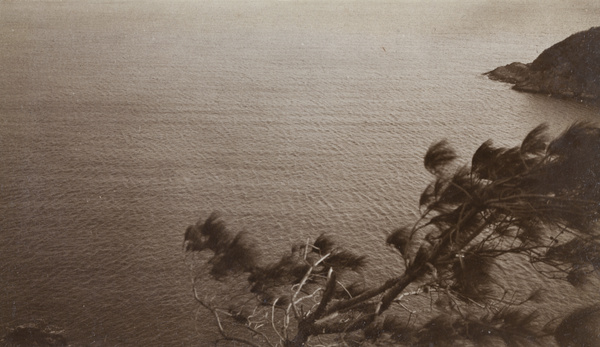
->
[270, 298, 285, 343]
[291, 253, 331, 318]
[310, 267, 337, 320]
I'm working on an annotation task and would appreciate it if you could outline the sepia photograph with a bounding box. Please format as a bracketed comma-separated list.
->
[1, 0, 600, 345]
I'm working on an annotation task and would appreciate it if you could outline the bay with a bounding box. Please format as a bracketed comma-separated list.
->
[1, 0, 599, 345]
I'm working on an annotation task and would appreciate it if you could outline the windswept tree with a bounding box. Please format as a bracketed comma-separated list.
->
[184, 122, 600, 346]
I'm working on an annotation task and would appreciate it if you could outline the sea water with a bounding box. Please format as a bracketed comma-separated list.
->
[1, 0, 600, 345]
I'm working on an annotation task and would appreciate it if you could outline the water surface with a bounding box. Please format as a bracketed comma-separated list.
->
[1, 0, 600, 345]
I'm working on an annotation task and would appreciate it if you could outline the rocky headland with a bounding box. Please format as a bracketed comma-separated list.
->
[486, 27, 600, 102]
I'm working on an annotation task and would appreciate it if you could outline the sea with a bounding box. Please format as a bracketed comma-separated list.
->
[1, 0, 600, 345]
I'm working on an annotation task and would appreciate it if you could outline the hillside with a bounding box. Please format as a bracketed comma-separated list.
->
[487, 27, 600, 101]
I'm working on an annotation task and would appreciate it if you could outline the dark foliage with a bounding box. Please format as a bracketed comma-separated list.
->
[410, 308, 540, 347]
[382, 315, 414, 344]
[415, 314, 460, 347]
[465, 308, 540, 347]
[186, 122, 600, 347]
[555, 304, 600, 347]
[184, 212, 259, 278]
[449, 250, 496, 302]
[248, 249, 311, 296]
[312, 234, 367, 271]
[424, 140, 457, 176]
[386, 226, 410, 258]
[520, 123, 550, 156]
[364, 315, 414, 343]
[184, 212, 231, 253]
[544, 238, 600, 269]
[313, 234, 336, 255]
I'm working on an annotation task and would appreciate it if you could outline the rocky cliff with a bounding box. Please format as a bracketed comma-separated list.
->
[487, 27, 600, 101]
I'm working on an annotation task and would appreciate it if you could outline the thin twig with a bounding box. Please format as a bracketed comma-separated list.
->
[294, 288, 324, 306]
[269, 298, 286, 344]
[193, 283, 263, 347]
[291, 253, 331, 318]
[244, 325, 275, 347]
